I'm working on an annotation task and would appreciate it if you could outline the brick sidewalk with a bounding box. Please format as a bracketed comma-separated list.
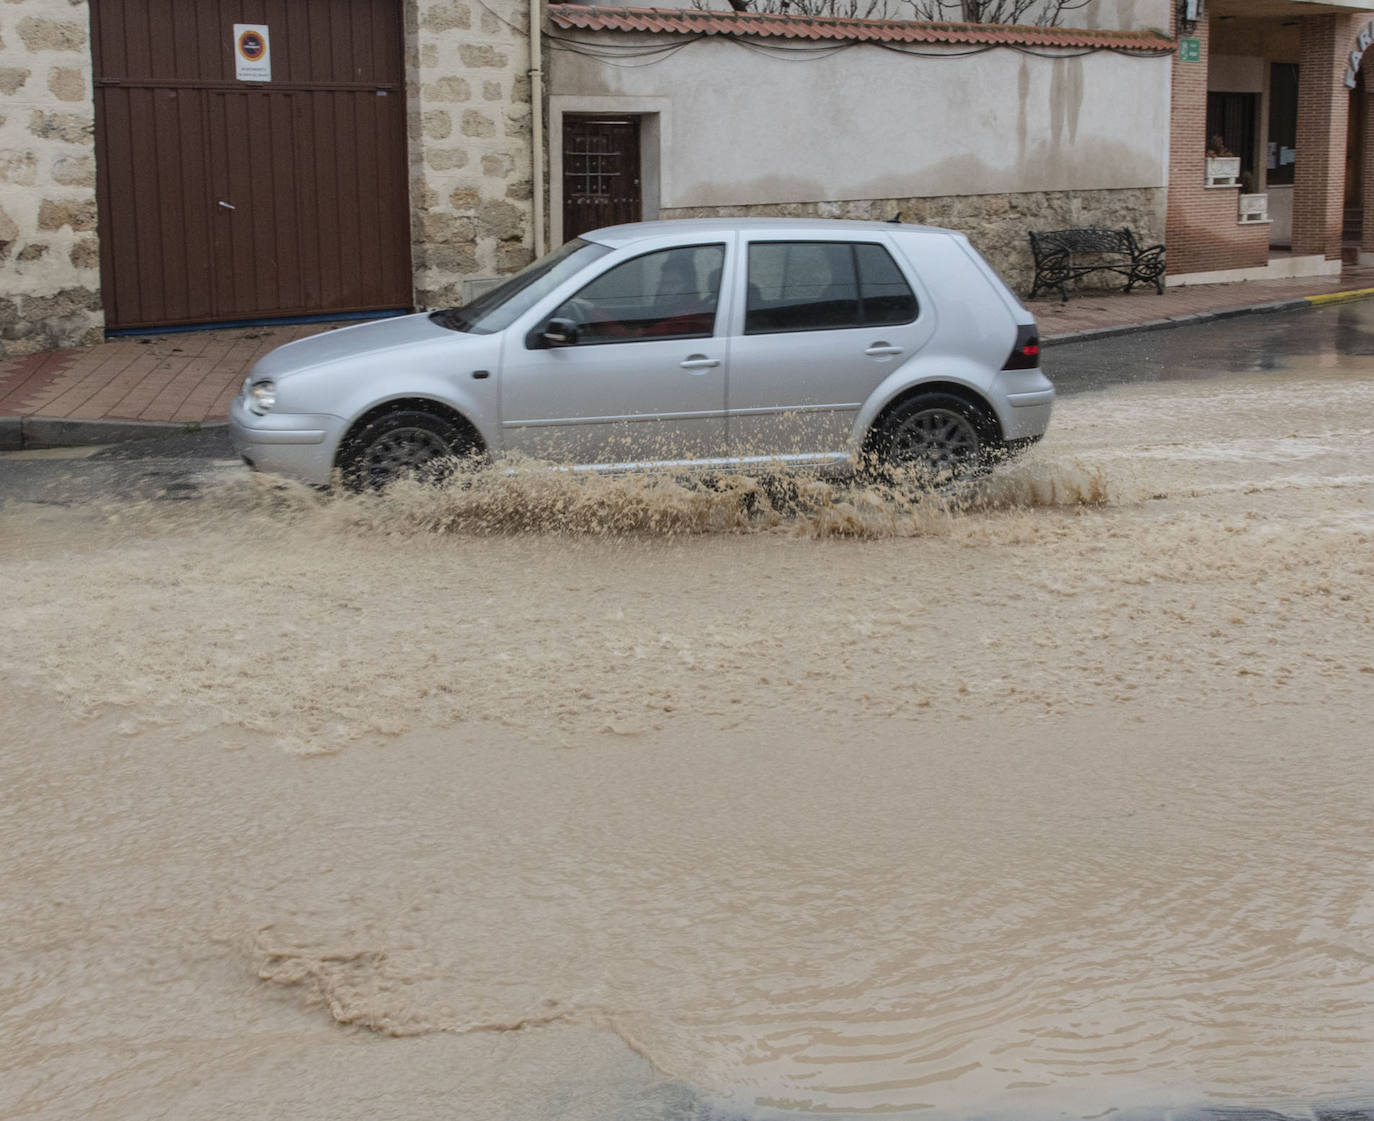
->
[0, 321, 351, 428]
[2, 267, 1374, 445]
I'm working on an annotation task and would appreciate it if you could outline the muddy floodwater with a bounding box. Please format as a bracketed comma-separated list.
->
[2, 351, 1373, 1119]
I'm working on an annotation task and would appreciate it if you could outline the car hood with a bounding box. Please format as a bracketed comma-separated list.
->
[251, 313, 472, 380]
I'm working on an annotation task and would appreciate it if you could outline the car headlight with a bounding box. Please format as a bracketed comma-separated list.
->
[247, 380, 276, 415]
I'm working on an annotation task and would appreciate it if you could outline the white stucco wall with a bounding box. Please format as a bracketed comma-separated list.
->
[549, 35, 1170, 213]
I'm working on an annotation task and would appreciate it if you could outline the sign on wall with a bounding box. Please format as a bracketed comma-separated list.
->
[234, 24, 271, 82]
[1345, 19, 1374, 88]
[1178, 38, 1201, 63]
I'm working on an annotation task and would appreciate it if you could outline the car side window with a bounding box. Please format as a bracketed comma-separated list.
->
[745, 241, 918, 334]
[550, 244, 726, 344]
[855, 243, 919, 325]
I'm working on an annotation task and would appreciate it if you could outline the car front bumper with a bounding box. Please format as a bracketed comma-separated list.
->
[228, 396, 348, 486]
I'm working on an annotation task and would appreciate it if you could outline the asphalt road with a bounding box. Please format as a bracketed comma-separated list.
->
[0, 425, 237, 507]
[1044, 296, 1374, 394]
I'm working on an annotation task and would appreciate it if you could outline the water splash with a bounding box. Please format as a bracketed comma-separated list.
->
[210, 451, 1117, 542]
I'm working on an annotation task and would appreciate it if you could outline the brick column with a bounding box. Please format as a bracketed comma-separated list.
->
[1165, 13, 1270, 277]
[1293, 14, 1360, 259]
[1164, 11, 1210, 273]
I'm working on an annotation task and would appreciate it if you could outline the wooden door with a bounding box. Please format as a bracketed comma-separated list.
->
[92, 0, 412, 330]
[562, 116, 641, 241]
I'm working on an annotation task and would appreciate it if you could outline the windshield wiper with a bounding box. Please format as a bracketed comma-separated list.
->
[430, 308, 470, 332]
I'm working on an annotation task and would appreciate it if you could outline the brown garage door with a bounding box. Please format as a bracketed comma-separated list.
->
[93, 0, 412, 330]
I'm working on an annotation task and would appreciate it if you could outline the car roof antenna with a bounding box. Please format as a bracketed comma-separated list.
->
[887, 212, 902, 224]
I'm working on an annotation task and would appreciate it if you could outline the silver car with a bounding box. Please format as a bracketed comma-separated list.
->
[229, 218, 1053, 488]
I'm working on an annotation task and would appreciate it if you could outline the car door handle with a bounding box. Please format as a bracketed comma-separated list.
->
[865, 343, 904, 356]
[680, 356, 721, 370]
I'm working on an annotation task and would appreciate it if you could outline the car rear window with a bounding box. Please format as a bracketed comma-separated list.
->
[745, 241, 917, 334]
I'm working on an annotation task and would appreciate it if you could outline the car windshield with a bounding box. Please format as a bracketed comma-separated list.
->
[429, 239, 612, 335]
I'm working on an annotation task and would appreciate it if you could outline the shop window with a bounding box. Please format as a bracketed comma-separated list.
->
[1207, 91, 1258, 191]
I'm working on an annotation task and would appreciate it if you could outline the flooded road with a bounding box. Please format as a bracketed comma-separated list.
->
[2, 308, 1373, 1121]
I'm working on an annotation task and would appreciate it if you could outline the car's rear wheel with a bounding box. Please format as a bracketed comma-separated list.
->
[337, 408, 475, 491]
[870, 392, 998, 485]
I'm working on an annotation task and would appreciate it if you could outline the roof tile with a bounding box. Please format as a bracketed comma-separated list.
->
[547, 4, 1175, 51]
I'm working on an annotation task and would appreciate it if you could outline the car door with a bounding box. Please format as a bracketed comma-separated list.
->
[498, 242, 730, 466]
[726, 237, 934, 462]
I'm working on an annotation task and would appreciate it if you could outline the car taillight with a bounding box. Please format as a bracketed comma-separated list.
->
[1003, 323, 1040, 370]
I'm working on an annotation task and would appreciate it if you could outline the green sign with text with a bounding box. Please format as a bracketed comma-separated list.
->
[1179, 37, 1201, 62]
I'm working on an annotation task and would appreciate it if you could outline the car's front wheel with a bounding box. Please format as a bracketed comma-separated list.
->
[869, 392, 998, 485]
[337, 407, 476, 491]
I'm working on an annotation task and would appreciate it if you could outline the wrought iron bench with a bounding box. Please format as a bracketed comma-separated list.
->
[1028, 227, 1166, 302]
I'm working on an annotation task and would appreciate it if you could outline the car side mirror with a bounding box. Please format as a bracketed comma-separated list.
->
[540, 317, 580, 348]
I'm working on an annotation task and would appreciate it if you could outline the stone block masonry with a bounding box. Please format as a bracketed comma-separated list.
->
[662, 187, 1167, 298]
[0, 0, 103, 358]
[409, 0, 535, 309]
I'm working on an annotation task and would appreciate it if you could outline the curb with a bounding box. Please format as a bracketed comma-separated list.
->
[1304, 285, 1374, 307]
[0, 416, 227, 452]
[1043, 286, 1374, 346]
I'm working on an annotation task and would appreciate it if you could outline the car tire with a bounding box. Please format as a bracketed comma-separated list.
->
[337, 407, 476, 491]
[869, 392, 998, 486]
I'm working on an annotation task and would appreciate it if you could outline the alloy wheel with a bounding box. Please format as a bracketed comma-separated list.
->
[888, 407, 983, 481]
[359, 426, 453, 484]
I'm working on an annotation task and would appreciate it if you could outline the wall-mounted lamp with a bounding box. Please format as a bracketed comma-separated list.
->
[1179, 0, 1204, 34]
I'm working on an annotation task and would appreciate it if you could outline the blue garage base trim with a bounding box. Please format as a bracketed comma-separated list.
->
[105, 308, 410, 339]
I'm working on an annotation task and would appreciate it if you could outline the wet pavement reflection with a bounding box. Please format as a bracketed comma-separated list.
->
[1047, 300, 1374, 394]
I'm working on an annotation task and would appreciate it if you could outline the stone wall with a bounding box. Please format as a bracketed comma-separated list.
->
[0, 0, 102, 358]
[408, 0, 535, 309]
[661, 186, 1168, 297]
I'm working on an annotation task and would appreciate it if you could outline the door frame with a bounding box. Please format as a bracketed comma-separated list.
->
[549, 96, 669, 248]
